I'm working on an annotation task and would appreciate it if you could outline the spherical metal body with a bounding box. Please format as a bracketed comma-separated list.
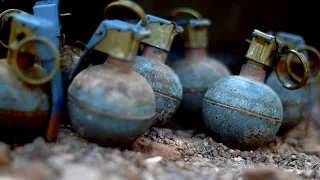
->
[68, 64, 156, 147]
[60, 45, 82, 125]
[266, 71, 312, 135]
[202, 76, 283, 149]
[60, 45, 82, 91]
[0, 59, 50, 142]
[133, 56, 183, 126]
[170, 56, 231, 120]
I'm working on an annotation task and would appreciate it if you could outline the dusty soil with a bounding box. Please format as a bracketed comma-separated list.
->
[0, 116, 320, 180]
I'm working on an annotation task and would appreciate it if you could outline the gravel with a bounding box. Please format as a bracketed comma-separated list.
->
[0, 120, 319, 180]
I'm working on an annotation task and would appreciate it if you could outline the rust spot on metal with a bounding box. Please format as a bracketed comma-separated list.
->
[240, 63, 266, 82]
[141, 46, 168, 63]
[108, 56, 134, 72]
[45, 110, 61, 142]
[0, 108, 48, 130]
[68, 93, 156, 121]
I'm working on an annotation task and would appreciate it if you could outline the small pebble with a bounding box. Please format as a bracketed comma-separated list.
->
[233, 157, 243, 162]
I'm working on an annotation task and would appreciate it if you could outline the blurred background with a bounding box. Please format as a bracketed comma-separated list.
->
[0, 0, 318, 74]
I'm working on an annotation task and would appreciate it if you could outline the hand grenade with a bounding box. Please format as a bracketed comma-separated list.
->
[0, 9, 62, 143]
[202, 29, 309, 149]
[67, 1, 156, 147]
[133, 14, 183, 126]
[169, 8, 231, 124]
[265, 31, 320, 135]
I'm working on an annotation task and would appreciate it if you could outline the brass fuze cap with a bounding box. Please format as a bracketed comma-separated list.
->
[99, 0, 150, 61]
[245, 29, 278, 68]
[180, 19, 211, 48]
[92, 20, 150, 61]
[170, 7, 211, 48]
[137, 14, 183, 52]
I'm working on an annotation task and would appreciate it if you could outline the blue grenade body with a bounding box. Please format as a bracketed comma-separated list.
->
[0, 60, 50, 142]
[68, 64, 155, 146]
[133, 14, 183, 126]
[266, 72, 310, 134]
[203, 75, 283, 149]
[171, 55, 231, 118]
[67, 20, 156, 147]
[265, 32, 315, 134]
[134, 55, 183, 126]
[60, 45, 82, 93]
[202, 29, 286, 150]
[0, 10, 62, 142]
[169, 18, 231, 122]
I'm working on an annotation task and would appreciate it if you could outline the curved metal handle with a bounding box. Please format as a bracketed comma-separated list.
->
[0, 9, 24, 49]
[103, 0, 147, 27]
[170, 7, 203, 20]
[8, 36, 61, 85]
[287, 45, 320, 84]
[275, 49, 309, 90]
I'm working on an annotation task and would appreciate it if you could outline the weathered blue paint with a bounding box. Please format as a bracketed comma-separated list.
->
[265, 31, 315, 134]
[0, 61, 49, 113]
[169, 18, 231, 122]
[133, 14, 183, 126]
[203, 76, 283, 149]
[171, 56, 231, 120]
[68, 101, 153, 146]
[266, 72, 308, 133]
[67, 20, 156, 146]
[0, 12, 58, 142]
[33, 0, 64, 136]
[175, 19, 212, 27]
[141, 14, 182, 33]
[134, 56, 183, 126]
[68, 65, 156, 147]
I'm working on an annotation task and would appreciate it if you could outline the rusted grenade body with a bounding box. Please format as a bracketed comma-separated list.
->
[265, 32, 320, 135]
[59, 45, 82, 125]
[67, 17, 156, 146]
[0, 10, 62, 143]
[60, 45, 82, 92]
[133, 15, 183, 126]
[202, 29, 309, 149]
[169, 8, 231, 122]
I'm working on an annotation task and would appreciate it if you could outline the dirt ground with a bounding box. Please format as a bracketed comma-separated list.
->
[0, 114, 320, 180]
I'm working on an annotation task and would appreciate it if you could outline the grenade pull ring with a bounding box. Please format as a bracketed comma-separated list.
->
[286, 45, 320, 84]
[275, 49, 309, 90]
[8, 36, 61, 85]
[0, 9, 24, 49]
[245, 35, 309, 90]
[170, 7, 203, 19]
[103, 0, 147, 27]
